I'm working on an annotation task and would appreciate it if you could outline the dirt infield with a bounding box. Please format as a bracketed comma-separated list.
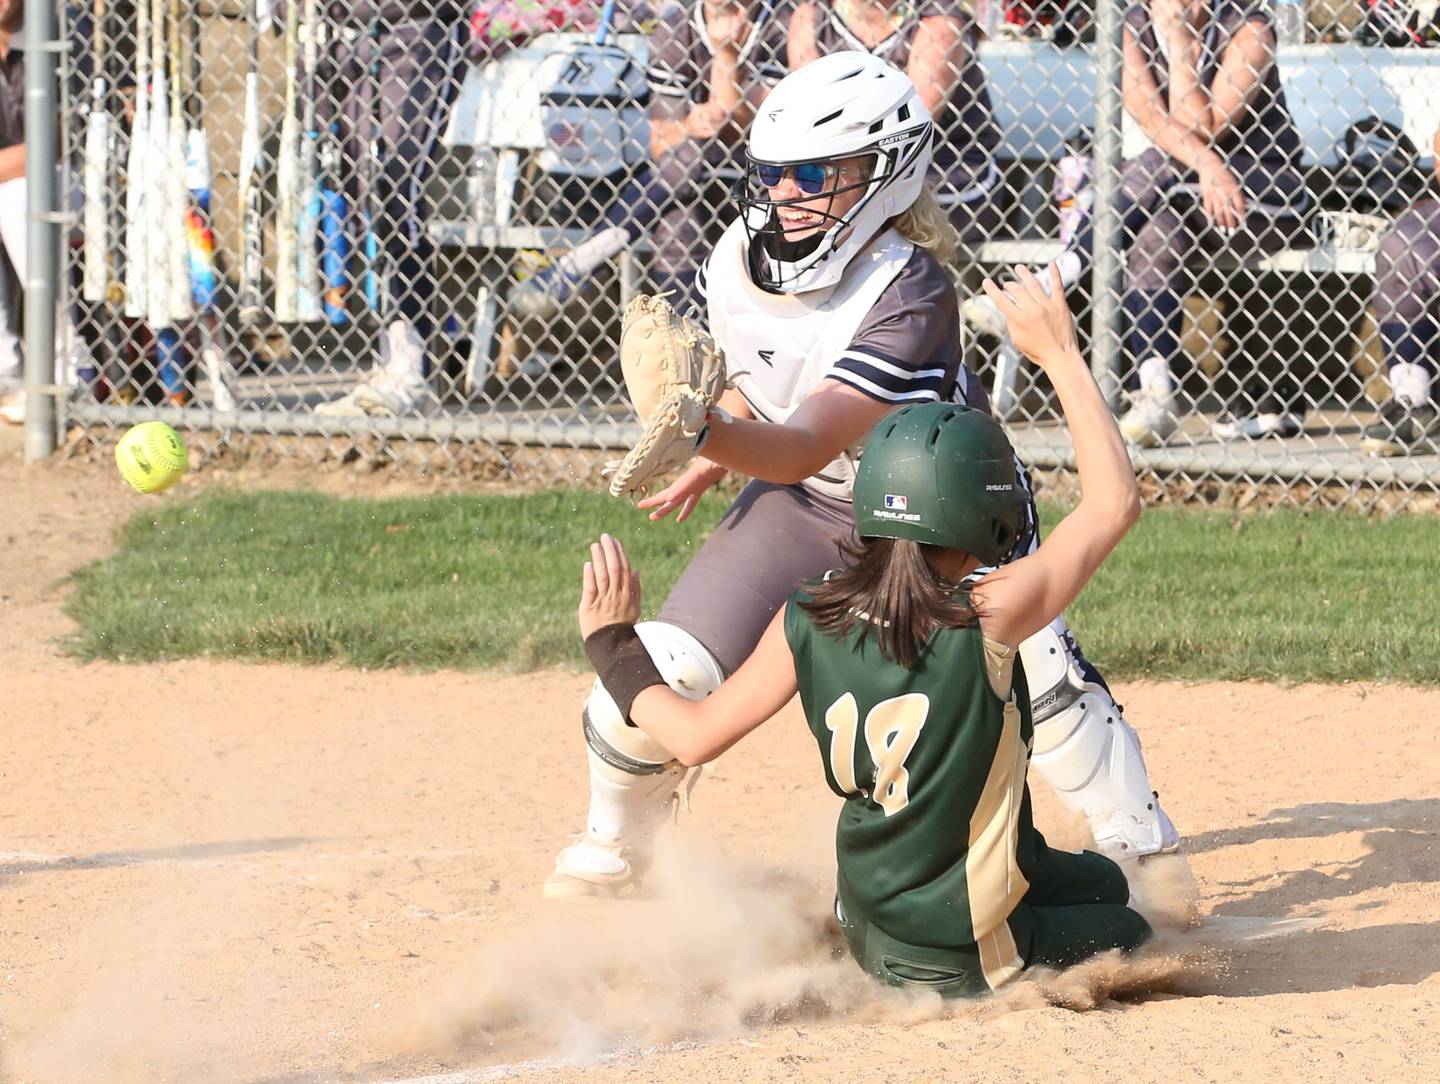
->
[2, 426, 1438, 1083]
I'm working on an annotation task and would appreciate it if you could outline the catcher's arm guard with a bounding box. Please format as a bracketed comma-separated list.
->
[606, 294, 730, 499]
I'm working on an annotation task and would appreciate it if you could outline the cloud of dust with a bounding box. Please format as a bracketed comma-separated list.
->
[390, 833, 919, 1064]
[395, 832, 1214, 1068]
[1126, 851, 1204, 932]
[1035, 804, 1098, 854]
[1029, 790, 1205, 934]
[987, 942, 1219, 1014]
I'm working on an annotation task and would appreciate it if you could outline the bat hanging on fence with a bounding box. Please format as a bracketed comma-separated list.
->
[82, 0, 113, 303]
[185, 0, 239, 412]
[273, 0, 302, 323]
[296, 0, 323, 322]
[122, 0, 150, 318]
[145, 0, 174, 330]
[238, 0, 265, 322]
[318, 120, 349, 324]
[165, 0, 194, 326]
[183, 0, 218, 313]
[362, 17, 385, 318]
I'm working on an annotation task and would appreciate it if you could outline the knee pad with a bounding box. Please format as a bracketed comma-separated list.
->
[582, 621, 725, 774]
[578, 622, 723, 854]
[1021, 625, 1180, 859]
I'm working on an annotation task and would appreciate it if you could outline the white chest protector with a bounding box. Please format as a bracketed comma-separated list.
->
[705, 219, 915, 501]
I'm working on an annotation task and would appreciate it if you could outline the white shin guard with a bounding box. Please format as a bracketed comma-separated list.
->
[1021, 624, 1180, 860]
[565, 749, 690, 882]
[549, 623, 723, 896]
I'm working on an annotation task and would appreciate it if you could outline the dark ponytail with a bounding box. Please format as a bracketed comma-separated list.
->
[799, 536, 977, 669]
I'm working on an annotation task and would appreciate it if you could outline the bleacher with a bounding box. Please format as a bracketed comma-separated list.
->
[431, 36, 1440, 415]
[966, 43, 1440, 414]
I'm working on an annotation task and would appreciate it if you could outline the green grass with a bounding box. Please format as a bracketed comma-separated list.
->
[63, 489, 719, 671]
[1067, 507, 1440, 684]
[64, 489, 1440, 683]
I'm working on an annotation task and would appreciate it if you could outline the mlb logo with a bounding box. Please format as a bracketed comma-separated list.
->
[884, 494, 908, 511]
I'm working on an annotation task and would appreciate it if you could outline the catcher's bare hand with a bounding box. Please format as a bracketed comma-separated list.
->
[637, 457, 727, 522]
[579, 533, 642, 638]
[981, 264, 1080, 371]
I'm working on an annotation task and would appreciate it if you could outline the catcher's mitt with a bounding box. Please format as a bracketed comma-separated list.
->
[606, 293, 729, 498]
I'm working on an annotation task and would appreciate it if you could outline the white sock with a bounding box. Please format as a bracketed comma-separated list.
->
[1056, 250, 1083, 290]
[559, 225, 630, 279]
[1389, 361, 1432, 408]
[383, 320, 425, 379]
[1138, 355, 1174, 397]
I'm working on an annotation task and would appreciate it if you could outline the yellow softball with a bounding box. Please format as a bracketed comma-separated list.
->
[115, 422, 188, 495]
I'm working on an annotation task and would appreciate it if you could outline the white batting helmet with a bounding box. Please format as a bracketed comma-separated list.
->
[737, 52, 935, 294]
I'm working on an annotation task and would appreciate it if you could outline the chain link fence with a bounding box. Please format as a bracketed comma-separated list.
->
[16, 0, 1440, 507]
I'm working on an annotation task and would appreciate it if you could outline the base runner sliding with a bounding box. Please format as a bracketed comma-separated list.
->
[575, 261, 1154, 995]
[548, 53, 1185, 906]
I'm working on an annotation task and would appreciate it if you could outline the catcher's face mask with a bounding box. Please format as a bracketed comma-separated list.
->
[738, 50, 936, 294]
[743, 156, 874, 246]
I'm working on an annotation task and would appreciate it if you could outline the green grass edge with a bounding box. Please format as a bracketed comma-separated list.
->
[60, 488, 1440, 685]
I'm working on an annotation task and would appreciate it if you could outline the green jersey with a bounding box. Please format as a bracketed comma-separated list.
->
[784, 585, 1046, 957]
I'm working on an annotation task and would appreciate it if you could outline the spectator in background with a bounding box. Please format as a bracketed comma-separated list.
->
[1355, 0, 1440, 45]
[0, 0, 95, 425]
[510, 1, 785, 322]
[1362, 121, 1440, 457]
[1116, 0, 1313, 445]
[317, 2, 467, 418]
[963, 0, 1311, 445]
[783, 0, 1006, 246]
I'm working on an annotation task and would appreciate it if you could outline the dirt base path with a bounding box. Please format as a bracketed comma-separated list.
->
[2, 427, 1437, 1083]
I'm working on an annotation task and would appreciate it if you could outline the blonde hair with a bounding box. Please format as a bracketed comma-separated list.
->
[890, 185, 959, 267]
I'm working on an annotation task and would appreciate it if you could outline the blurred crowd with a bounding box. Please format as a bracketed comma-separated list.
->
[1, 1, 1436, 457]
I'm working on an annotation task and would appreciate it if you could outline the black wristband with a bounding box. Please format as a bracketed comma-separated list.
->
[584, 623, 666, 726]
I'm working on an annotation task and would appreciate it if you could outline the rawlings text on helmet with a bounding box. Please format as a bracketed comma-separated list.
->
[852, 403, 1028, 565]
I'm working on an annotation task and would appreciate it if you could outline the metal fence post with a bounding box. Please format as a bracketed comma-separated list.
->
[1090, 0, 1125, 409]
[22, 0, 59, 463]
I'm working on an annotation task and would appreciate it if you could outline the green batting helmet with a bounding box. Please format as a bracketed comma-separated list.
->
[853, 403, 1027, 565]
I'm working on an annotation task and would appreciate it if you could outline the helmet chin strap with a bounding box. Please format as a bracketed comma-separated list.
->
[746, 213, 832, 292]
[735, 153, 891, 293]
[767, 227, 826, 263]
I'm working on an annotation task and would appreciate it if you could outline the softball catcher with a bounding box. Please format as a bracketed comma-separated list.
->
[547, 53, 1182, 898]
